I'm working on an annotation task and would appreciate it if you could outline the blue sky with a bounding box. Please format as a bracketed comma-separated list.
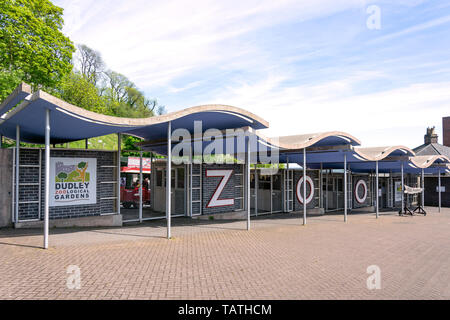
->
[54, 0, 450, 147]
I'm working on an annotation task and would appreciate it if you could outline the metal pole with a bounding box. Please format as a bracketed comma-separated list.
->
[15, 125, 20, 223]
[189, 152, 193, 217]
[44, 109, 50, 249]
[438, 169, 441, 213]
[286, 156, 289, 212]
[319, 163, 323, 210]
[255, 168, 258, 217]
[326, 169, 329, 212]
[246, 137, 250, 230]
[150, 153, 154, 209]
[376, 161, 379, 219]
[166, 121, 172, 239]
[401, 161, 404, 212]
[303, 148, 306, 225]
[344, 154, 347, 222]
[139, 150, 143, 223]
[85, 139, 88, 149]
[421, 168, 425, 208]
[117, 134, 121, 215]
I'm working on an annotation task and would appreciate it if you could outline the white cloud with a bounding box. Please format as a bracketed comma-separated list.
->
[55, 0, 365, 88]
[209, 73, 450, 148]
[53, 0, 450, 149]
[369, 14, 450, 44]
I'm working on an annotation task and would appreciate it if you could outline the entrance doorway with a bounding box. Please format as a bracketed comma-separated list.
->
[250, 169, 285, 216]
[323, 171, 345, 212]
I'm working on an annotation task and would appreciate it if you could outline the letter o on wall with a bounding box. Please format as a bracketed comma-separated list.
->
[355, 179, 368, 204]
[296, 176, 314, 205]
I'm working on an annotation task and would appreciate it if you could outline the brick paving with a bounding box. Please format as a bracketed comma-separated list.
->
[1, 207, 450, 300]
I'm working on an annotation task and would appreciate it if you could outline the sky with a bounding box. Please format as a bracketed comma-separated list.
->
[53, 0, 450, 148]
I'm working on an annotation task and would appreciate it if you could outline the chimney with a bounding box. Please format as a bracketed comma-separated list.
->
[444, 116, 450, 147]
[424, 126, 438, 144]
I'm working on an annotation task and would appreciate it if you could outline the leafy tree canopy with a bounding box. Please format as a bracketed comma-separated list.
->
[0, 0, 75, 100]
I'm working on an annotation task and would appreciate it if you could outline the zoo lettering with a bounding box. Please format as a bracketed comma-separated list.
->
[54, 182, 91, 201]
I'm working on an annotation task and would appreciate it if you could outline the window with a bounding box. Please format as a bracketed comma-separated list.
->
[337, 179, 343, 192]
[177, 168, 185, 188]
[171, 169, 175, 188]
[156, 170, 163, 187]
[258, 174, 271, 190]
[272, 175, 281, 190]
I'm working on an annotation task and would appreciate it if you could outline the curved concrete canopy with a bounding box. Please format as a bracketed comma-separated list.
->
[0, 83, 269, 144]
[409, 155, 450, 168]
[269, 131, 361, 150]
[353, 146, 415, 161]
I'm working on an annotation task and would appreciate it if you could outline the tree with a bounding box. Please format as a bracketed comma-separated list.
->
[51, 71, 108, 115]
[76, 162, 88, 182]
[104, 70, 134, 103]
[0, 0, 75, 100]
[57, 172, 68, 182]
[0, 69, 24, 102]
[77, 44, 105, 86]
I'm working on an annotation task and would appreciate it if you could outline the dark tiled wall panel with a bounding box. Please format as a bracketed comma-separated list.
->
[17, 149, 117, 221]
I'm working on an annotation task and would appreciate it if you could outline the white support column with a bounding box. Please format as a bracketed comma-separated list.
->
[421, 168, 425, 208]
[150, 153, 154, 209]
[189, 152, 193, 217]
[319, 163, 323, 210]
[246, 137, 251, 230]
[139, 150, 143, 223]
[401, 161, 404, 211]
[376, 161, 379, 219]
[303, 148, 306, 225]
[344, 154, 347, 222]
[44, 109, 50, 249]
[15, 125, 20, 223]
[117, 134, 121, 215]
[286, 156, 290, 212]
[438, 169, 441, 213]
[166, 121, 172, 239]
[255, 168, 258, 217]
[326, 169, 329, 212]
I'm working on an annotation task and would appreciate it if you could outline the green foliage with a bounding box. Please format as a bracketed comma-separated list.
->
[103, 70, 158, 118]
[0, 2, 164, 154]
[77, 162, 87, 169]
[0, 69, 24, 101]
[123, 135, 141, 152]
[0, 0, 75, 98]
[50, 71, 108, 114]
[57, 172, 67, 181]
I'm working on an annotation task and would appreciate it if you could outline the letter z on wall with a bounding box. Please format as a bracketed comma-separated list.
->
[206, 169, 234, 208]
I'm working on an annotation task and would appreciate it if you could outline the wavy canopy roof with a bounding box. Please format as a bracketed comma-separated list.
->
[0, 83, 269, 144]
[140, 127, 361, 158]
[0, 83, 448, 175]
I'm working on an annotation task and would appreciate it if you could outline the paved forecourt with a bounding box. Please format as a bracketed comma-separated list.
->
[1, 207, 450, 300]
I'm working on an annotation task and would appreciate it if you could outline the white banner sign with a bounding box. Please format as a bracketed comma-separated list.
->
[395, 181, 402, 202]
[50, 157, 97, 207]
